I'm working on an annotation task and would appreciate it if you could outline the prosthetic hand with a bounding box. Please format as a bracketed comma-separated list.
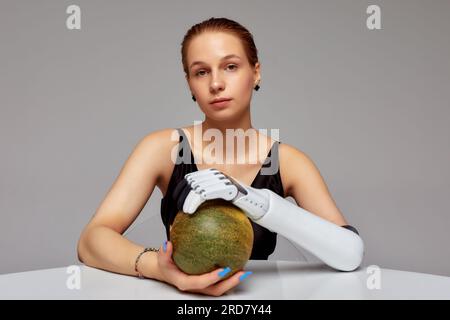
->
[173, 168, 365, 272]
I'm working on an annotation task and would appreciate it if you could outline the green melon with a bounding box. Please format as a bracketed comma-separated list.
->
[170, 199, 254, 278]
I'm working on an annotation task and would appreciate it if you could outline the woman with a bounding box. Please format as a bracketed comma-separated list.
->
[77, 17, 364, 297]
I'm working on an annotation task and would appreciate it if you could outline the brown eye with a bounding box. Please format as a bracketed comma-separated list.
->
[195, 70, 207, 77]
[227, 64, 238, 71]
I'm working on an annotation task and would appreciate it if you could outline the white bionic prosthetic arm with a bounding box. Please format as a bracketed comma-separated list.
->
[173, 168, 365, 272]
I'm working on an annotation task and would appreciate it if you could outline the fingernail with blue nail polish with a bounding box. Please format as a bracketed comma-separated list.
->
[163, 241, 167, 252]
[239, 271, 252, 281]
[218, 267, 231, 278]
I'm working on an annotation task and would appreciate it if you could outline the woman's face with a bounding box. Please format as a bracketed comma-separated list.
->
[185, 31, 260, 120]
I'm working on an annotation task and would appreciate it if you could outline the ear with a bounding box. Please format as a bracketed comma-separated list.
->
[253, 62, 261, 84]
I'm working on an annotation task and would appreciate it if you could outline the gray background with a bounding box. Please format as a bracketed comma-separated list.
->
[1, 0, 449, 277]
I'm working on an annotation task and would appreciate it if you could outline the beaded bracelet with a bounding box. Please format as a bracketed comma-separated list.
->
[134, 247, 159, 278]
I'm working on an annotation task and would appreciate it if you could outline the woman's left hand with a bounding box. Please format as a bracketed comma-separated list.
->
[172, 168, 245, 213]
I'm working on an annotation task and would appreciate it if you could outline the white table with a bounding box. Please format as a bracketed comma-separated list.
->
[1, 261, 450, 299]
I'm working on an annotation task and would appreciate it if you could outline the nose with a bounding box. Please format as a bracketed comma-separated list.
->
[209, 72, 225, 93]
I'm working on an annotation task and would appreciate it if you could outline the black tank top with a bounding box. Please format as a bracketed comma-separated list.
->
[160, 128, 285, 260]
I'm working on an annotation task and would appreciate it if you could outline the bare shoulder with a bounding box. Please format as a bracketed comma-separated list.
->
[278, 142, 348, 225]
[142, 127, 191, 196]
[139, 127, 181, 177]
[277, 142, 312, 198]
[140, 127, 179, 146]
[278, 141, 327, 197]
[278, 142, 311, 166]
[79, 128, 181, 235]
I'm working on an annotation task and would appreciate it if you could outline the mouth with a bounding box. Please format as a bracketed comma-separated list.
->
[210, 97, 232, 104]
[210, 98, 232, 109]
